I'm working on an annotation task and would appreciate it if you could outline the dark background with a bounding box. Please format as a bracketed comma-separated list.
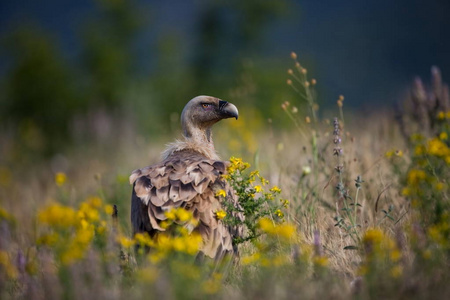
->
[1, 0, 449, 157]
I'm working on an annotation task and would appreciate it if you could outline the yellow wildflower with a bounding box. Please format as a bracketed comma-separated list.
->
[427, 138, 449, 157]
[414, 144, 425, 156]
[270, 186, 281, 193]
[407, 169, 426, 185]
[0, 251, 18, 279]
[241, 252, 261, 265]
[134, 232, 153, 247]
[215, 189, 226, 197]
[86, 196, 102, 208]
[439, 132, 448, 140]
[38, 203, 77, 228]
[435, 182, 445, 191]
[104, 204, 114, 215]
[401, 187, 410, 196]
[175, 208, 192, 222]
[118, 235, 135, 248]
[164, 209, 176, 220]
[385, 150, 394, 158]
[313, 256, 329, 267]
[274, 209, 284, 218]
[55, 172, 67, 186]
[78, 202, 99, 222]
[254, 185, 262, 193]
[437, 111, 445, 120]
[185, 233, 202, 255]
[215, 210, 227, 220]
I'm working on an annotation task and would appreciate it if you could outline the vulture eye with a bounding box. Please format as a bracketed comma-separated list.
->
[201, 103, 213, 109]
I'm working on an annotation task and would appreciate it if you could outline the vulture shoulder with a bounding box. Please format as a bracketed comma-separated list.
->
[130, 149, 243, 259]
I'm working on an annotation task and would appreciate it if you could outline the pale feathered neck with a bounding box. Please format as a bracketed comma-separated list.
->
[161, 138, 220, 160]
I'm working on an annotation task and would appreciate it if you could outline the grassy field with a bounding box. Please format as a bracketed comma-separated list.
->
[1, 57, 449, 299]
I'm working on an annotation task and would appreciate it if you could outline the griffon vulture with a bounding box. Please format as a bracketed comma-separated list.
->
[130, 96, 243, 261]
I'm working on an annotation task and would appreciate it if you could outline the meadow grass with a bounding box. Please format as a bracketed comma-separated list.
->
[0, 58, 449, 299]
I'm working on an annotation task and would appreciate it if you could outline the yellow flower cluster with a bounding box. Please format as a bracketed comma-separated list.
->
[437, 110, 450, 120]
[227, 157, 250, 174]
[427, 137, 450, 158]
[258, 218, 296, 241]
[37, 197, 111, 265]
[360, 228, 402, 278]
[119, 208, 203, 263]
[0, 250, 18, 279]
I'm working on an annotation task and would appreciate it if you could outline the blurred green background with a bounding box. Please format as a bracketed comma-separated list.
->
[0, 0, 449, 160]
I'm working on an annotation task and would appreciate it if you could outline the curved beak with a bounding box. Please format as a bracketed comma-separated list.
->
[219, 100, 239, 120]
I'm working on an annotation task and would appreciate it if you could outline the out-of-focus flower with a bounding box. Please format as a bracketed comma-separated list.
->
[55, 172, 67, 186]
[302, 166, 311, 176]
[38, 203, 77, 228]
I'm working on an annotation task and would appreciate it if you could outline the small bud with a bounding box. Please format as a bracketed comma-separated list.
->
[292, 106, 298, 113]
[281, 103, 287, 110]
[305, 116, 311, 123]
[301, 68, 307, 75]
[333, 147, 343, 156]
[287, 69, 294, 75]
[337, 100, 343, 107]
[311, 79, 317, 85]
[339, 95, 344, 101]
[305, 81, 310, 87]
[287, 79, 292, 85]
[291, 52, 297, 60]
[284, 101, 290, 107]
[295, 62, 301, 68]
[302, 166, 311, 176]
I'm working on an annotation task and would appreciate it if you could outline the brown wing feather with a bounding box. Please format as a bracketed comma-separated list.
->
[130, 150, 243, 259]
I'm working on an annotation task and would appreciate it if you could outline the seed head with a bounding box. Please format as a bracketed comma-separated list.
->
[287, 79, 292, 85]
[301, 68, 307, 75]
[290, 51, 297, 60]
[311, 79, 317, 85]
[287, 69, 294, 75]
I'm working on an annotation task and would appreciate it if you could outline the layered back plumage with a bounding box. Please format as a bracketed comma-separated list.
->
[130, 96, 242, 260]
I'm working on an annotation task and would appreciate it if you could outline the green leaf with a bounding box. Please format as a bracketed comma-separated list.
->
[343, 245, 358, 250]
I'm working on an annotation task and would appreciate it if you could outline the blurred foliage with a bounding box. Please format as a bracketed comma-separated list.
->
[0, 0, 294, 162]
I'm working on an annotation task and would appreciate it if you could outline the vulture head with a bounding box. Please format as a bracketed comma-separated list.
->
[181, 95, 238, 141]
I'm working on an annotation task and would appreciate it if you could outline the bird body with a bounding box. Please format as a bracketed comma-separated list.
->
[130, 96, 242, 260]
